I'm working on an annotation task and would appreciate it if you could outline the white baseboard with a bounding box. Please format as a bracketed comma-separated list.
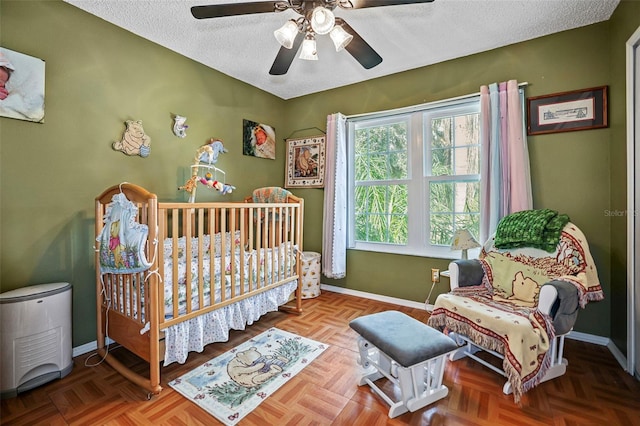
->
[567, 330, 609, 346]
[320, 283, 425, 310]
[72, 337, 115, 358]
[606, 339, 630, 372]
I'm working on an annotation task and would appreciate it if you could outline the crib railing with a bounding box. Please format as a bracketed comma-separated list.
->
[156, 201, 302, 328]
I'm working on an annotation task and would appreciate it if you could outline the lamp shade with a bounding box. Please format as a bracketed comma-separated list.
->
[299, 35, 318, 60]
[451, 229, 480, 259]
[329, 25, 353, 51]
[310, 7, 335, 35]
[274, 20, 299, 49]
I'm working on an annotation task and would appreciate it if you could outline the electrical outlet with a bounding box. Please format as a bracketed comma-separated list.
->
[431, 268, 440, 283]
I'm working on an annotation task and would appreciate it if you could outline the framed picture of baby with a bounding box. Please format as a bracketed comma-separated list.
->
[285, 135, 325, 188]
[0, 47, 45, 123]
[243, 119, 276, 160]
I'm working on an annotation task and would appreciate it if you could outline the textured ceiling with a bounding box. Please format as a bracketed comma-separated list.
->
[63, 0, 620, 100]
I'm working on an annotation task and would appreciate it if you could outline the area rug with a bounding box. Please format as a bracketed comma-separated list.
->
[169, 327, 328, 425]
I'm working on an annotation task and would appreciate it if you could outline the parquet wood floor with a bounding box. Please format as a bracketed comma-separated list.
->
[2, 290, 639, 425]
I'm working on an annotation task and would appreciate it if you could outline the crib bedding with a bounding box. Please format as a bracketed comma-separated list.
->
[161, 238, 297, 318]
[163, 280, 296, 365]
[107, 238, 297, 320]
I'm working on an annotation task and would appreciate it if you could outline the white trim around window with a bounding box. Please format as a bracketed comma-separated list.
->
[347, 96, 482, 259]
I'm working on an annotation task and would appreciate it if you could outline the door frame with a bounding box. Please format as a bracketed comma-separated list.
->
[626, 25, 640, 378]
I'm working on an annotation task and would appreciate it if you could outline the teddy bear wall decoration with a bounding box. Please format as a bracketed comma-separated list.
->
[113, 119, 151, 157]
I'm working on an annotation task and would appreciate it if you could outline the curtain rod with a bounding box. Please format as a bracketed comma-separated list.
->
[346, 82, 529, 120]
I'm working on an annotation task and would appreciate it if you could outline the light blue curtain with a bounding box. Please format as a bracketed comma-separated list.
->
[479, 80, 532, 243]
[322, 113, 347, 279]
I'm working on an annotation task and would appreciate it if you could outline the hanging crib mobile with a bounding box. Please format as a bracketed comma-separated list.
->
[179, 138, 236, 202]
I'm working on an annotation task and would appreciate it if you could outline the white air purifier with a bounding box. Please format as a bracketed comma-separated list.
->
[0, 282, 73, 399]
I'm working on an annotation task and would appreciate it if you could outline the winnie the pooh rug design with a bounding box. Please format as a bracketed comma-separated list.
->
[169, 328, 328, 425]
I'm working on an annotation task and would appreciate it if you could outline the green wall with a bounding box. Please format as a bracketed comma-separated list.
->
[2, 0, 638, 349]
[608, 0, 640, 354]
[0, 0, 289, 346]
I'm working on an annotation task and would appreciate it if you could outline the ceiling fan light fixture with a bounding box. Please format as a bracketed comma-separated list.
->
[274, 20, 299, 49]
[299, 34, 318, 61]
[329, 25, 353, 52]
[310, 7, 335, 35]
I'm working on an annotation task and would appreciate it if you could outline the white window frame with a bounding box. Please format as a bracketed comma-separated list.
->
[347, 96, 482, 259]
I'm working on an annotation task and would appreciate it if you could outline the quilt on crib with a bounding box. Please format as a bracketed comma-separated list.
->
[161, 234, 297, 318]
[108, 234, 297, 320]
[428, 223, 604, 403]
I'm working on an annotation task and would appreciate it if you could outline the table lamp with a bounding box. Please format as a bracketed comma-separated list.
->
[451, 229, 480, 259]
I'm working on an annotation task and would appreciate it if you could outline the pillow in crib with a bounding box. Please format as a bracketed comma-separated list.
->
[164, 231, 241, 258]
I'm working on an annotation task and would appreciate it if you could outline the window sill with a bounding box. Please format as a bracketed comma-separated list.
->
[349, 245, 480, 260]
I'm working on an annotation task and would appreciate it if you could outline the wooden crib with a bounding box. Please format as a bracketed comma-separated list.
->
[94, 183, 304, 396]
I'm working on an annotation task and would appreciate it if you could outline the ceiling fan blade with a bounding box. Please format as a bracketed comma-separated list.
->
[191, 2, 278, 19]
[340, 20, 382, 70]
[269, 32, 305, 75]
[346, 0, 435, 9]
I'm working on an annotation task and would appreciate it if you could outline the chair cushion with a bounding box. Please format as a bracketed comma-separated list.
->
[349, 310, 458, 368]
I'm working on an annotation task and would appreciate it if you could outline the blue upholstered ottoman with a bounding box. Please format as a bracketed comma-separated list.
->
[349, 310, 458, 418]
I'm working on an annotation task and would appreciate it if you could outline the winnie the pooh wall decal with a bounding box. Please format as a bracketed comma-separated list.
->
[113, 119, 151, 157]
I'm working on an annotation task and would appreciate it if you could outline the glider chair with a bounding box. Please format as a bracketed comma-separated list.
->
[427, 210, 604, 402]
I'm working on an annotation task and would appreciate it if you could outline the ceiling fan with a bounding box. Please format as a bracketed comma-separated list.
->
[191, 0, 435, 75]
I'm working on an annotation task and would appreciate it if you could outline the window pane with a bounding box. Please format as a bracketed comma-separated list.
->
[369, 185, 386, 214]
[431, 148, 452, 176]
[430, 213, 454, 246]
[390, 184, 408, 214]
[430, 112, 479, 177]
[389, 152, 407, 179]
[454, 181, 480, 213]
[355, 121, 408, 181]
[369, 127, 387, 152]
[354, 184, 408, 244]
[430, 182, 454, 212]
[429, 181, 480, 245]
[369, 154, 388, 180]
[368, 214, 388, 243]
[354, 153, 369, 181]
[389, 123, 407, 150]
[453, 146, 479, 175]
[355, 130, 368, 153]
[453, 114, 479, 147]
[454, 214, 480, 242]
[389, 214, 408, 244]
[431, 117, 452, 148]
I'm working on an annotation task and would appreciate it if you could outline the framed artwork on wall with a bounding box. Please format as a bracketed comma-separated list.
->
[285, 135, 325, 188]
[0, 47, 45, 123]
[527, 86, 608, 135]
[243, 119, 276, 159]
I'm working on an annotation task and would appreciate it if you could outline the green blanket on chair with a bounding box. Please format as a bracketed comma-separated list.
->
[494, 209, 570, 252]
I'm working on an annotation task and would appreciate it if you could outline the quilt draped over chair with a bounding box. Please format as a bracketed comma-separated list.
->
[428, 214, 603, 403]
